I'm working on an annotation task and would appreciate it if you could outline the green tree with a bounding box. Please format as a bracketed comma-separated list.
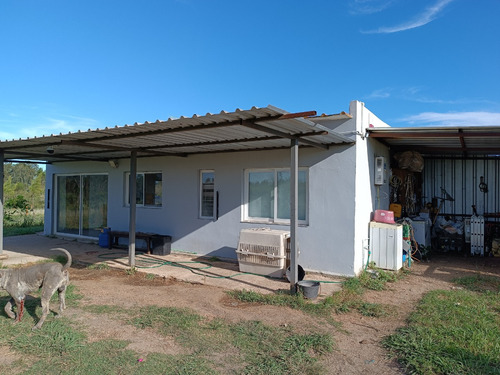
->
[4, 163, 42, 186]
[3, 163, 45, 210]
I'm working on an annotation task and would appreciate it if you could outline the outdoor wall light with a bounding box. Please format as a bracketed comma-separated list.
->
[46, 146, 55, 154]
[108, 159, 119, 168]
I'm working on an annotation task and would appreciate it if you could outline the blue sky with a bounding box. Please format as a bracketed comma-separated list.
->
[1, 0, 499, 140]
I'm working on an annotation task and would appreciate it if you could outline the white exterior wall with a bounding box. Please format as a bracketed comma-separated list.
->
[44, 100, 391, 276]
[351, 101, 391, 274]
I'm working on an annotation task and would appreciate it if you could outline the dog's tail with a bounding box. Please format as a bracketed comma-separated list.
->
[50, 248, 72, 270]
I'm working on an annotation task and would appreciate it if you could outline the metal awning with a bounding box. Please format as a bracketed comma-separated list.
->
[0, 105, 354, 292]
[367, 126, 500, 158]
[1, 105, 353, 163]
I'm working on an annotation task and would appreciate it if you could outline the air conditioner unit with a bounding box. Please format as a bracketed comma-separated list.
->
[369, 222, 403, 271]
[235, 228, 289, 277]
[374, 156, 385, 185]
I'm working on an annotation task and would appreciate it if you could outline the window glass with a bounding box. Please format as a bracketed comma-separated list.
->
[200, 171, 215, 218]
[126, 172, 162, 207]
[145, 173, 162, 206]
[135, 174, 144, 205]
[248, 171, 275, 219]
[246, 169, 307, 223]
[277, 171, 307, 221]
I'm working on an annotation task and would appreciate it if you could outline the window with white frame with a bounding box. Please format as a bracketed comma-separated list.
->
[200, 170, 215, 218]
[125, 172, 162, 207]
[244, 168, 308, 224]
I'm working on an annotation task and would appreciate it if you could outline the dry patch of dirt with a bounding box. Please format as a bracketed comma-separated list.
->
[0, 345, 21, 367]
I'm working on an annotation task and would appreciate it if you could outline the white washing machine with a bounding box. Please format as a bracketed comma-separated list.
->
[412, 220, 431, 247]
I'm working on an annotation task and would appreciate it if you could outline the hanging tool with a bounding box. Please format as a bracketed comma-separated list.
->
[479, 176, 488, 193]
[432, 187, 455, 225]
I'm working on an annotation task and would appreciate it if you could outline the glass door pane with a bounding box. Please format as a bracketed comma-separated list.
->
[56, 176, 81, 235]
[82, 175, 108, 237]
[56, 174, 108, 237]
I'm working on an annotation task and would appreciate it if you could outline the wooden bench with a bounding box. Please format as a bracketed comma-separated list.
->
[108, 231, 157, 254]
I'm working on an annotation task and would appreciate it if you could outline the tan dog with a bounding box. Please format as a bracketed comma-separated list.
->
[0, 248, 71, 330]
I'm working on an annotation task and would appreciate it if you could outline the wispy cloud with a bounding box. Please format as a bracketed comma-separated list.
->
[361, 0, 454, 34]
[349, 0, 396, 15]
[364, 86, 496, 107]
[400, 111, 500, 126]
[365, 88, 393, 99]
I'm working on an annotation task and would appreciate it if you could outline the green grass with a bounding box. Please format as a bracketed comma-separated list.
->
[86, 262, 110, 270]
[3, 210, 44, 237]
[384, 274, 500, 374]
[0, 283, 334, 375]
[453, 274, 500, 293]
[3, 225, 44, 237]
[229, 266, 401, 319]
[126, 306, 334, 374]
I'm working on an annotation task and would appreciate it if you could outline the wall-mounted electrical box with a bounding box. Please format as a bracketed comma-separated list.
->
[374, 156, 385, 185]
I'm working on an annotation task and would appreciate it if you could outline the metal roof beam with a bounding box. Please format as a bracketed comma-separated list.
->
[391, 145, 500, 154]
[60, 140, 187, 157]
[4, 149, 88, 162]
[369, 131, 500, 138]
[148, 131, 327, 150]
[241, 121, 329, 149]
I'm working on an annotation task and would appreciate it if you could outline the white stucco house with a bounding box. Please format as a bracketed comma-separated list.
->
[2, 100, 499, 278]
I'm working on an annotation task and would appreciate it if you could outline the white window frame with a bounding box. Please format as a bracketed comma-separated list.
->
[199, 170, 215, 219]
[125, 171, 162, 208]
[243, 168, 308, 225]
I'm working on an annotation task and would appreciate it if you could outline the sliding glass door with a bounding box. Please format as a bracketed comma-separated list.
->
[56, 174, 108, 237]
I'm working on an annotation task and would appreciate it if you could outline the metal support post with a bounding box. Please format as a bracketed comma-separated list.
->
[289, 139, 299, 294]
[128, 151, 137, 268]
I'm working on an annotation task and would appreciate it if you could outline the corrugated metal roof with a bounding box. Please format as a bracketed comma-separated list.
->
[0, 105, 354, 164]
[367, 126, 500, 157]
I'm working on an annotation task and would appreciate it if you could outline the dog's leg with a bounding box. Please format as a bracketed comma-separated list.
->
[13, 298, 25, 323]
[4, 298, 16, 319]
[61, 270, 69, 313]
[18, 299, 24, 321]
[32, 286, 57, 330]
[57, 285, 67, 316]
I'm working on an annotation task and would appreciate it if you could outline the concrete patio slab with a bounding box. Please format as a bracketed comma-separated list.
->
[0, 233, 344, 297]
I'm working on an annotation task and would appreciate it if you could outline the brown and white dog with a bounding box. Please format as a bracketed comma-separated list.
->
[0, 248, 71, 330]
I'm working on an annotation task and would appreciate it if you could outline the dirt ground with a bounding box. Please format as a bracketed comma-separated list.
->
[2, 252, 500, 374]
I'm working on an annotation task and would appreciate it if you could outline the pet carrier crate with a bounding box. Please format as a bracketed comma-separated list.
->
[235, 228, 290, 277]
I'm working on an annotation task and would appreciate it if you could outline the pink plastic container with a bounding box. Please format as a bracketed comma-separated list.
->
[373, 210, 395, 224]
